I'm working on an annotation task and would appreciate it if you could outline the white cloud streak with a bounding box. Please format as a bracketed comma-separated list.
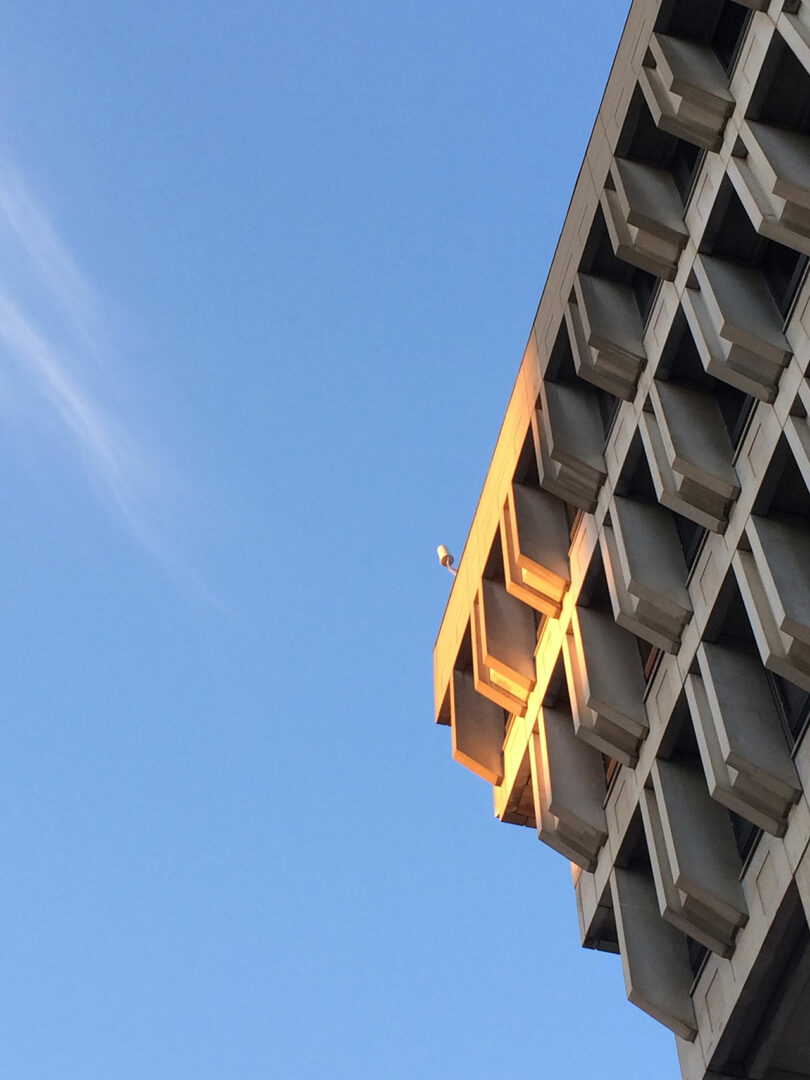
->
[0, 165, 99, 351]
[0, 159, 164, 552]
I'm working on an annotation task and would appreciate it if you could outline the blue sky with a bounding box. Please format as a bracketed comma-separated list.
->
[0, 3, 680, 1077]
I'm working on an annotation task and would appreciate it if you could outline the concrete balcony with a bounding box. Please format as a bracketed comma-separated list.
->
[529, 707, 607, 871]
[728, 120, 810, 257]
[471, 578, 537, 715]
[611, 866, 698, 1041]
[449, 668, 507, 786]
[601, 158, 688, 280]
[600, 494, 693, 653]
[639, 33, 734, 152]
[533, 384, 607, 513]
[641, 759, 748, 957]
[575, 866, 619, 954]
[565, 273, 647, 400]
[682, 254, 792, 402]
[639, 380, 740, 532]
[734, 514, 810, 693]
[563, 605, 648, 766]
[500, 482, 570, 618]
[494, 714, 536, 828]
[684, 642, 800, 836]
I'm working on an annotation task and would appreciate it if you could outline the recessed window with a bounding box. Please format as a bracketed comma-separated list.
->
[687, 937, 709, 977]
[769, 672, 810, 746]
[711, 4, 751, 74]
[658, 311, 755, 449]
[616, 89, 703, 204]
[596, 388, 620, 440]
[754, 438, 810, 519]
[655, 0, 751, 74]
[714, 380, 755, 449]
[761, 241, 810, 320]
[751, 32, 810, 135]
[580, 208, 661, 325]
[673, 513, 707, 570]
[545, 323, 620, 448]
[728, 808, 761, 862]
[670, 139, 702, 203]
[704, 184, 809, 320]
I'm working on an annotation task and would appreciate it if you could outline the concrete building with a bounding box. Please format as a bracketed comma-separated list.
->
[433, 1, 810, 1076]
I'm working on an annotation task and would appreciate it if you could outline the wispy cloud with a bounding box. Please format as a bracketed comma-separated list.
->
[0, 159, 169, 557]
[0, 160, 232, 616]
[0, 164, 100, 353]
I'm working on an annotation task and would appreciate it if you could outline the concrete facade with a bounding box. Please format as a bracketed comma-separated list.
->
[433, 2, 810, 1076]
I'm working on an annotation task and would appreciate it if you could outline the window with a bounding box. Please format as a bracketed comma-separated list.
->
[617, 88, 703, 205]
[728, 808, 761, 863]
[711, 4, 751, 74]
[769, 672, 810, 746]
[656, 0, 751, 75]
[673, 513, 707, 571]
[687, 937, 709, 978]
[704, 184, 809, 320]
[580, 207, 661, 326]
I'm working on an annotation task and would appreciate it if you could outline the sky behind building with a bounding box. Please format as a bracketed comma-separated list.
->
[0, 3, 679, 1077]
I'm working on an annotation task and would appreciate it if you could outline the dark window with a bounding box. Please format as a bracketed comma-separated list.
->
[656, 0, 751, 74]
[711, 4, 751, 73]
[705, 185, 809, 320]
[630, 266, 658, 323]
[545, 324, 618, 452]
[714, 380, 755, 448]
[761, 243, 809, 320]
[514, 428, 541, 488]
[769, 672, 810, 745]
[754, 36, 810, 135]
[616, 433, 657, 501]
[673, 512, 707, 570]
[757, 441, 810, 519]
[687, 936, 709, 977]
[617, 89, 703, 206]
[729, 809, 761, 862]
[578, 550, 613, 612]
[596, 388, 620, 439]
[580, 208, 661, 326]
[658, 312, 755, 450]
[670, 139, 702, 203]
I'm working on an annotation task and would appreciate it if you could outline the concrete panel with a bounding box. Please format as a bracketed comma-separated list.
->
[611, 866, 698, 1040]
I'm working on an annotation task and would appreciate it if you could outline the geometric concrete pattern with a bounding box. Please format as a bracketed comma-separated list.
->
[433, 2, 810, 1075]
